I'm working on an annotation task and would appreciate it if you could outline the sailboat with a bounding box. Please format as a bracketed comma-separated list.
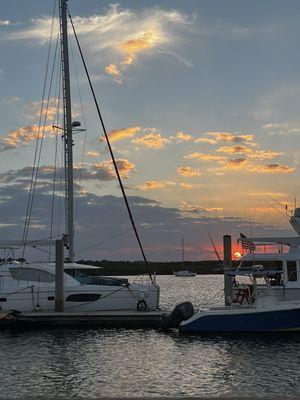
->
[173, 239, 197, 277]
[0, 0, 159, 312]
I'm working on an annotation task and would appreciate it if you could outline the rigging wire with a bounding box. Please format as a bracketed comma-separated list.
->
[22, 0, 57, 260]
[68, 30, 88, 234]
[68, 10, 152, 281]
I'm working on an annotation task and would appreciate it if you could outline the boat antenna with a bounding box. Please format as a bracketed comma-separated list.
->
[267, 195, 293, 216]
[59, 0, 74, 263]
[67, 8, 152, 281]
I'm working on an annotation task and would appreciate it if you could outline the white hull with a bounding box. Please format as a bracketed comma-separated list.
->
[0, 263, 160, 312]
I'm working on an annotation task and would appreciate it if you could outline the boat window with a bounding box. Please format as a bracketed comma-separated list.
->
[9, 268, 55, 283]
[66, 293, 102, 302]
[287, 261, 297, 281]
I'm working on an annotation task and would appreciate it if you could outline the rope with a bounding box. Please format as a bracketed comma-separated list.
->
[68, 10, 152, 282]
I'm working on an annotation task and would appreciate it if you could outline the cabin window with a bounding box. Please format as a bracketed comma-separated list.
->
[9, 268, 55, 283]
[66, 293, 101, 302]
[287, 261, 297, 281]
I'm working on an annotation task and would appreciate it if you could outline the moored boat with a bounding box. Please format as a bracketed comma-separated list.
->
[180, 267, 300, 334]
[173, 270, 197, 277]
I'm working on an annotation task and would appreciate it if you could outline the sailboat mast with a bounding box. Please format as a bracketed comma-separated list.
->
[59, 0, 74, 263]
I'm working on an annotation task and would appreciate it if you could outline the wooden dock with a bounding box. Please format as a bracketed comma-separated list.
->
[0, 310, 165, 330]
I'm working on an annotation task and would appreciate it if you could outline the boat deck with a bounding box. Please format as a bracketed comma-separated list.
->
[0, 310, 164, 330]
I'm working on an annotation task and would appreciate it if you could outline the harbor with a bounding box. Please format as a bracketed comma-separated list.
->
[1, 0, 300, 398]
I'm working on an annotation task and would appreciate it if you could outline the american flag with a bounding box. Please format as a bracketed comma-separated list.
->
[240, 233, 255, 251]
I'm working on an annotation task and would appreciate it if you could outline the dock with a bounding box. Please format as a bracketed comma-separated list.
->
[0, 310, 165, 330]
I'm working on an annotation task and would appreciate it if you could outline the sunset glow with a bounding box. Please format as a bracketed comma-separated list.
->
[0, 1, 299, 261]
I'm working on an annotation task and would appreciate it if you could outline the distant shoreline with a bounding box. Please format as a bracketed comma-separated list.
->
[76, 259, 226, 275]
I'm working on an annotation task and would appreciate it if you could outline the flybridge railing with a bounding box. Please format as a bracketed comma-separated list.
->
[237, 236, 300, 246]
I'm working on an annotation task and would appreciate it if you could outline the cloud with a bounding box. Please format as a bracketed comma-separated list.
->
[103, 126, 141, 143]
[131, 132, 170, 149]
[249, 150, 282, 160]
[105, 63, 122, 84]
[194, 137, 217, 145]
[216, 145, 252, 154]
[0, 159, 136, 184]
[179, 182, 197, 189]
[185, 152, 225, 161]
[3, 4, 194, 83]
[262, 122, 300, 136]
[0, 124, 53, 152]
[0, 20, 10, 26]
[224, 158, 249, 169]
[250, 164, 295, 174]
[176, 131, 192, 142]
[119, 32, 155, 54]
[91, 159, 136, 180]
[137, 180, 176, 191]
[86, 151, 100, 158]
[5, 96, 21, 103]
[206, 131, 254, 143]
[176, 166, 202, 177]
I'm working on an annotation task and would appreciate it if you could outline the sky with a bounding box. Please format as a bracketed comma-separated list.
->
[1, 0, 300, 262]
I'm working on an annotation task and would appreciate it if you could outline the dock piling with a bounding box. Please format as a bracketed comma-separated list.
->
[55, 239, 64, 312]
[223, 235, 233, 306]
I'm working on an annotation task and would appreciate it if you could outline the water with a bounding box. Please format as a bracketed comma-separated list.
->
[1, 275, 300, 398]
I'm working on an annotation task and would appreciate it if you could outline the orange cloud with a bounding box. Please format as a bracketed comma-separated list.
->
[0, 124, 53, 151]
[185, 152, 225, 161]
[194, 137, 217, 145]
[119, 32, 155, 54]
[216, 145, 252, 154]
[106, 32, 156, 83]
[223, 158, 249, 169]
[180, 182, 196, 189]
[207, 131, 253, 143]
[120, 54, 136, 67]
[86, 151, 100, 158]
[137, 180, 176, 190]
[249, 150, 282, 160]
[105, 63, 122, 84]
[132, 133, 170, 149]
[177, 166, 202, 177]
[92, 158, 135, 179]
[250, 164, 295, 174]
[176, 131, 192, 142]
[103, 126, 141, 143]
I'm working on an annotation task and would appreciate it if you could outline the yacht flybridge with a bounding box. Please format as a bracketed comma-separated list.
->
[0, 0, 160, 313]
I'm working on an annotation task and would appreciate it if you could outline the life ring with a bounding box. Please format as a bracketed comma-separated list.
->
[137, 299, 147, 311]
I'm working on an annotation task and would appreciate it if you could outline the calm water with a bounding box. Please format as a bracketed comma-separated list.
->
[1, 275, 300, 398]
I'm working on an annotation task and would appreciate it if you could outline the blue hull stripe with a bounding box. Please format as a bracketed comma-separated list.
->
[180, 308, 300, 333]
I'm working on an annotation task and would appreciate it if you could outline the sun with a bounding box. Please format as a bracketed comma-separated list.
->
[234, 251, 242, 258]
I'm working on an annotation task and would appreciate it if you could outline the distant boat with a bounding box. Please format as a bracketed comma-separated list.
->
[174, 270, 197, 277]
[173, 238, 197, 277]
